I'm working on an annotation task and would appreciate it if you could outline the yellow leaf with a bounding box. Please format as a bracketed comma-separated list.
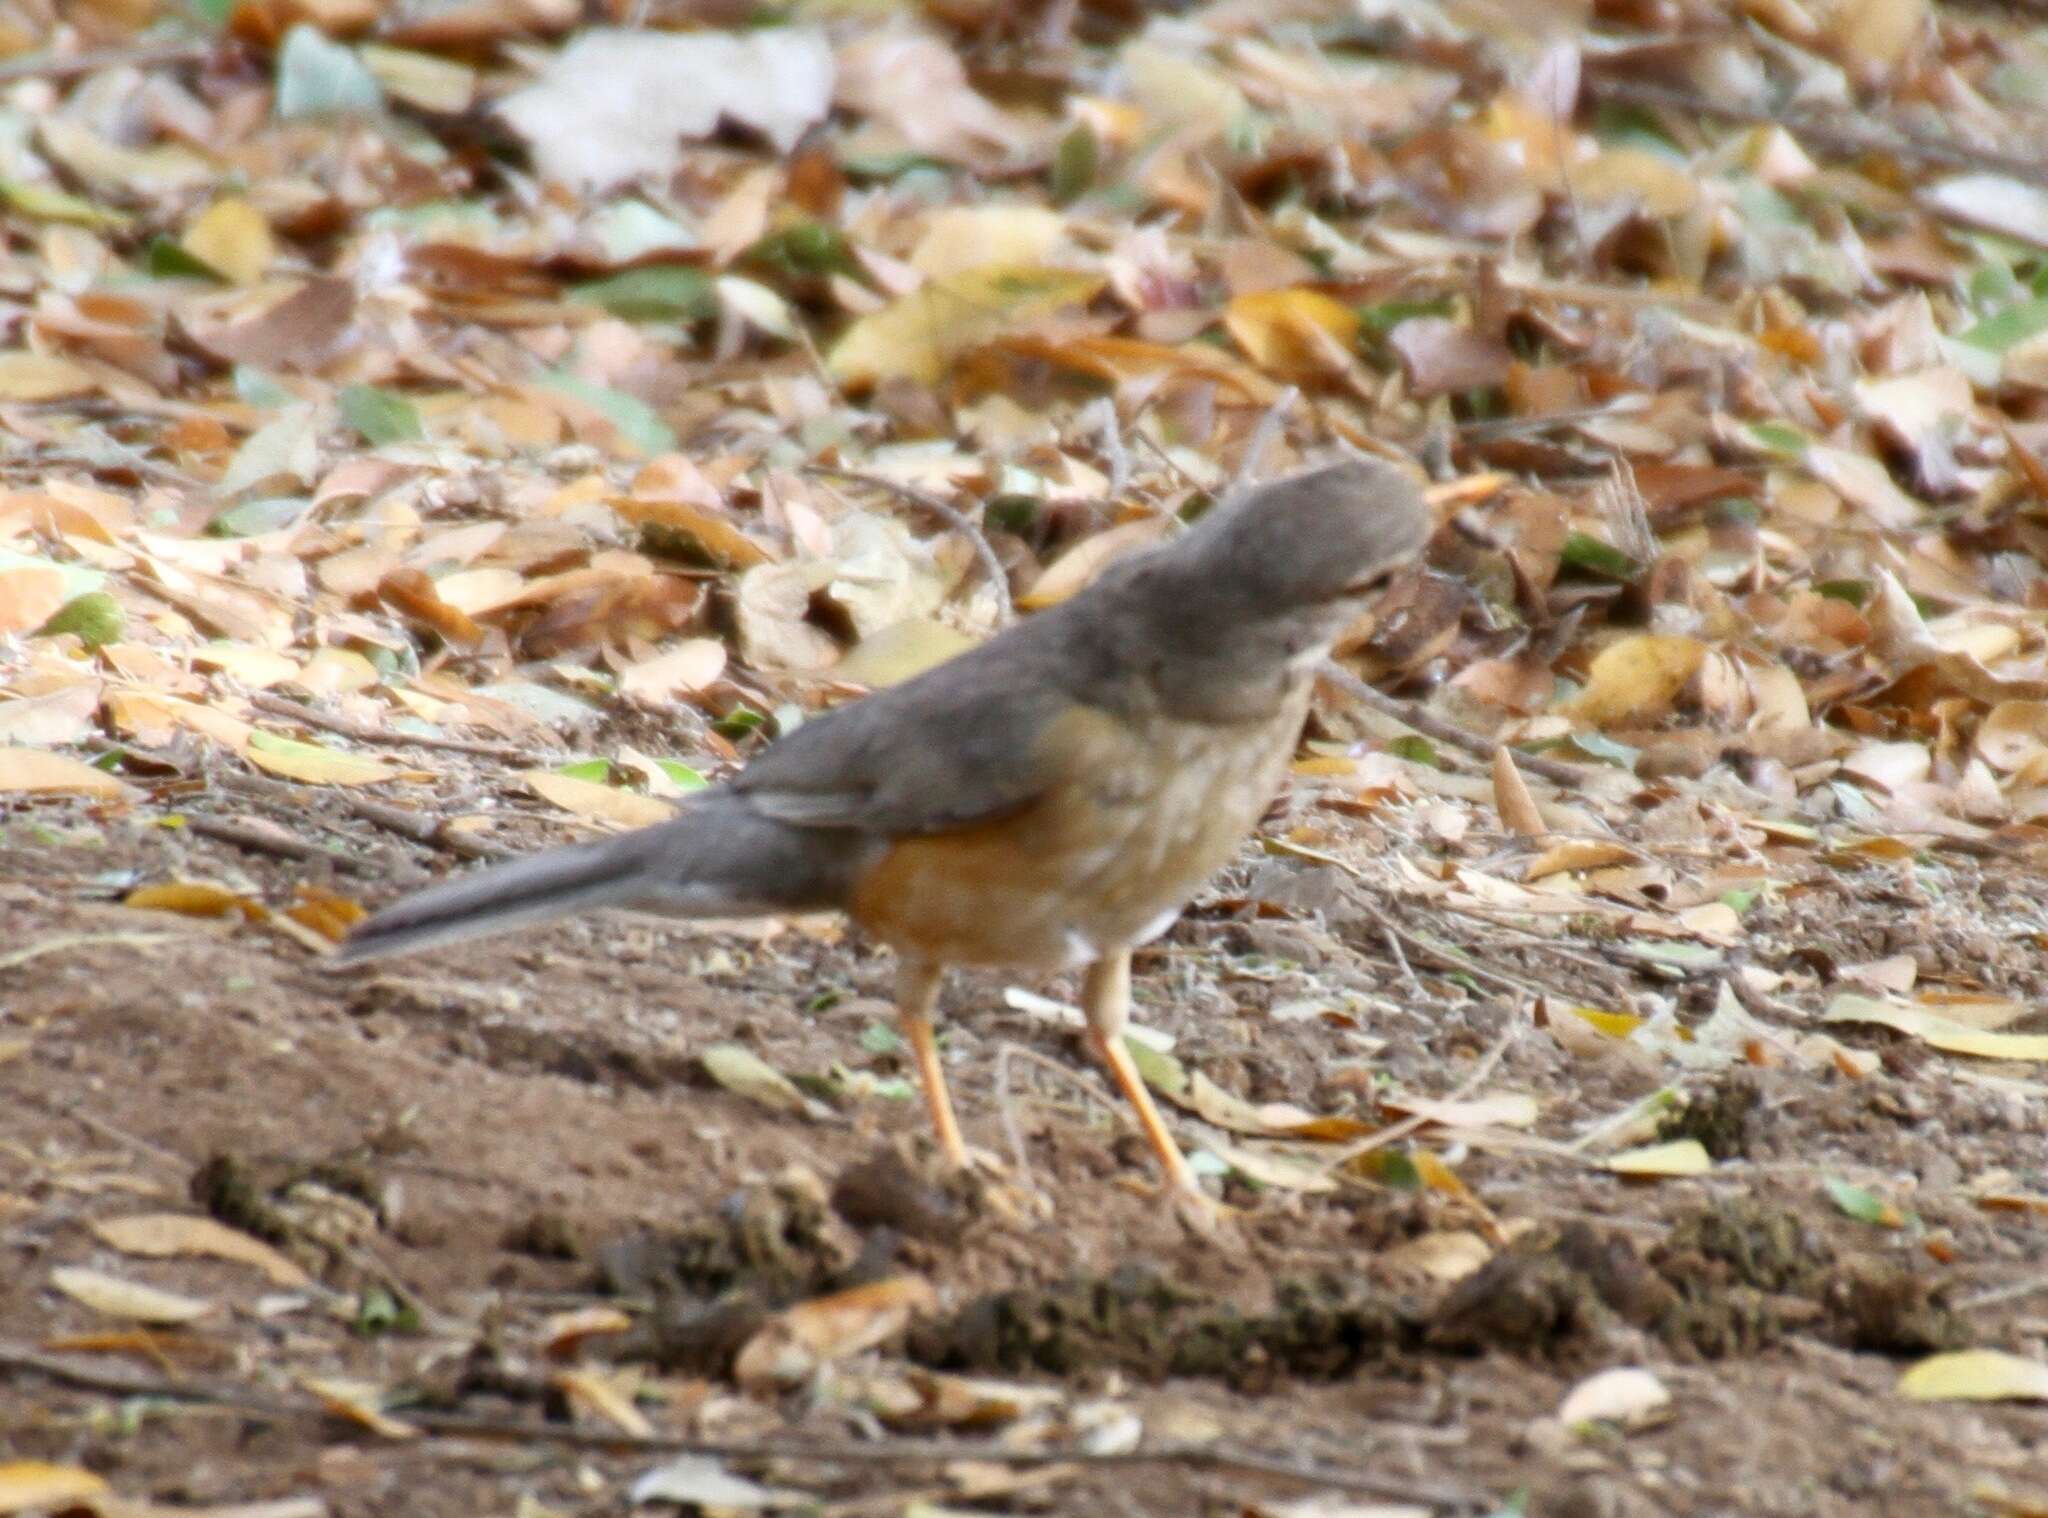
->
[182, 197, 274, 285]
[1566, 634, 1706, 727]
[245, 730, 397, 786]
[733, 1276, 937, 1390]
[1223, 287, 1361, 378]
[1603, 1139, 1712, 1177]
[618, 638, 728, 702]
[553, 1367, 652, 1435]
[828, 266, 1104, 388]
[0, 748, 136, 800]
[296, 647, 381, 696]
[1569, 1006, 1646, 1039]
[301, 1377, 420, 1440]
[0, 1462, 109, 1514]
[0, 565, 67, 634]
[0, 351, 95, 402]
[1898, 1349, 2048, 1403]
[124, 881, 267, 920]
[1823, 994, 2048, 1062]
[523, 769, 676, 828]
[834, 616, 979, 688]
[1017, 516, 1172, 609]
[91, 1212, 312, 1288]
[49, 1265, 213, 1324]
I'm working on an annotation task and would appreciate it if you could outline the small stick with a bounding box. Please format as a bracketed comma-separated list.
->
[249, 693, 550, 766]
[0, 1344, 1479, 1507]
[1231, 385, 1299, 494]
[804, 465, 1014, 623]
[1318, 661, 1589, 788]
[180, 814, 368, 871]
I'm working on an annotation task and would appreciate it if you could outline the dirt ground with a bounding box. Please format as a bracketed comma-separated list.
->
[6, 751, 2048, 1517]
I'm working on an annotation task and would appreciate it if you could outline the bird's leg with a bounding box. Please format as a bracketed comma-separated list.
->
[1080, 950, 1210, 1206]
[896, 954, 969, 1170]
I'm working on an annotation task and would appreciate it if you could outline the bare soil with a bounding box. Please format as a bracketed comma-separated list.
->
[5, 764, 2048, 1516]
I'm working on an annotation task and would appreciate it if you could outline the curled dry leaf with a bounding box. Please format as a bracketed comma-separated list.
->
[0, 748, 137, 800]
[1556, 1366, 1672, 1427]
[49, 1266, 214, 1324]
[91, 1212, 313, 1288]
[1602, 1139, 1712, 1177]
[1897, 1349, 2048, 1403]
[522, 769, 675, 829]
[0, 1463, 110, 1514]
[733, 1275, 939, 1390]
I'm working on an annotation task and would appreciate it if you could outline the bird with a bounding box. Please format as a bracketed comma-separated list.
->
[335, 457, 1432, 1220]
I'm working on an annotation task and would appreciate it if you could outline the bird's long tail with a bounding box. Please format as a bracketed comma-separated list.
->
[333, 795, 865, 964]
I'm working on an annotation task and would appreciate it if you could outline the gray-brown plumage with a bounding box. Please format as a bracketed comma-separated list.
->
[338, 458, 1432, 1214]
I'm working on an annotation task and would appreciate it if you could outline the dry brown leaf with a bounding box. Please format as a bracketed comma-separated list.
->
[733, 1276, 938, 1390]
[91, 1213, 312, 1288]
[49, 1266, 214, 1324]
[523, 770, 676, 829]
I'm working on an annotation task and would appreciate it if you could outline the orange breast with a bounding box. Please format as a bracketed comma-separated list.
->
[849, 697, 1305, 970]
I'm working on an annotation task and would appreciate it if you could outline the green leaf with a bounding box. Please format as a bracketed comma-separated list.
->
[338, 384, 424, 445]
[275, 24, 385, 119]
[570, 265, 715, 323]
[859, 1023, 902, 1055]
[233, 367, 296, 409]
[553, 759, 612, 783]
[0, 178, 130, 228]
[1360, 298, 1456, 335]
[1565, 731, 1642, 771]
[1746, 420, 1810, 458]
[1558, 531, 1638, 581]
[1386, 735, 1440, 768]
[209, 495, 311, 537]
[1816, 578, 1870, 607]
[1958, 296, 2048, 353]
[1823, 1176, 1905, 1228]
[712, 704, 767, 740]
[651, 759, 707, 791]
[1125, 1037, 1187, 1099]
[533, 370, 677, 457]
[1049, 122, 1098, 205]
[38, 591, 125, 649]
[743, 222, 853, 279]
[144, 236, 224, 281]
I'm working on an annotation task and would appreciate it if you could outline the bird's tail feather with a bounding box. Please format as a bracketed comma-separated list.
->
[334, 796, 864, 965]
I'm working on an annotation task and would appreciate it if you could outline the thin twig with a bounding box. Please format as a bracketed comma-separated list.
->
[0, 1345, 1480, 1506]
[180, 814, 369, 871]
[1326, 1020, 1518, 1176]
[804, 465, 1014, 623]
[1586, 76, 2048, 194]
[1318, 660, 1589, 788]
[0, 40, 213, 83]
[219, 773, 512, 862]
[250, 693, 550, 766]
[1231, 385, 1299, 495]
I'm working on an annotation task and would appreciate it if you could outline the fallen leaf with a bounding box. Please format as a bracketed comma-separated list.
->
[1557, 1366, 1672, 1427]
[1823, 994, 2048, 1062]
[1897, 1349, 2048, 1403]
[700, 1043, 810, 1114]
[49, 1266, 213, 1324]
[92, 1213, 312, 1288]
[0, 1463, 109, 1514]
[734, 1276, 938, 1390]
[0, 748, 137, 800]
[523, 769, 676, 828]
[1603, 1139, 1712, 1177]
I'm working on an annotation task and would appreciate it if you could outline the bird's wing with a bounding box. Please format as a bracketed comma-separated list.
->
[730, 626, 1093, 837]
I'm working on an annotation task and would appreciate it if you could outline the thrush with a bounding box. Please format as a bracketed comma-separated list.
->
[337, 458, 1431, 1216]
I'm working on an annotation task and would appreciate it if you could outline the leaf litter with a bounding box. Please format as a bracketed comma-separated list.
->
[7, 0, 2048, 1512]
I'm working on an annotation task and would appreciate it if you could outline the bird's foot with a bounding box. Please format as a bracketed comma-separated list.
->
[1169, 1182, 1245, 1241]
